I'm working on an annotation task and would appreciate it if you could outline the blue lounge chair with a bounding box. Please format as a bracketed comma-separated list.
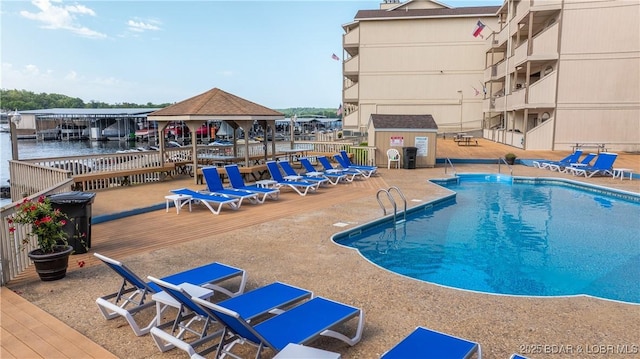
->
[533, 150, 582, 170]
[317, 156, 364, 182]
[147, 278, 312, 355]
[336, 150, 378, 177]
[224, 164, 280, 202]
[171, 188, 241, 214]
[94, 253, 246, 336]
[555, 152, 597, 173]
[300, 157, 347, 185]
[192, 294, 364, 358]
[381, 326, 481, 359]
[570, 152, 618, 178]
[266, 161, 319, 196]
[278, 160, 330, 186]
[201, 166, 260, 205]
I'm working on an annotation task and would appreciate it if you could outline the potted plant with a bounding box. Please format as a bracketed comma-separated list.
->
[6, 196, 74, 281]
[505, 152, 517, 165]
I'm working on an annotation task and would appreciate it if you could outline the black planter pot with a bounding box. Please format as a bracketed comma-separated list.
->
[27, 245, 74, 281]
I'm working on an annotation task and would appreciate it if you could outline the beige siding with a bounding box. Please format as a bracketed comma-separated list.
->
[372, 130, 438, 167]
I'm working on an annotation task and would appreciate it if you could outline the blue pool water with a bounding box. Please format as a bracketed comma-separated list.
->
[334, 175, 640, 304]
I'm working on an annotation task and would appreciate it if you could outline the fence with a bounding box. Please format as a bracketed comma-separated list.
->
[0, 179, 75, 285]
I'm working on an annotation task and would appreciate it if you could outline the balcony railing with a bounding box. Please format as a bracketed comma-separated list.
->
[344, 55, 359, 74]
[506, 88, 526, 110]
[494, 95, 507, 112]
[512, 39, 529, 69]
[495, 60, 507, 79]
[343, 27, 359, 48]
[344, 82, 359, 102]
[531, 22, 559, 59]
[528, 70, 557, 106]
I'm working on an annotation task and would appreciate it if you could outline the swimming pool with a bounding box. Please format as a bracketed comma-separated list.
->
[333, 174, 640, 304]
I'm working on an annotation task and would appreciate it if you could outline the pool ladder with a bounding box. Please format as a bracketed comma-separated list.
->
[376, 186, 407, 225]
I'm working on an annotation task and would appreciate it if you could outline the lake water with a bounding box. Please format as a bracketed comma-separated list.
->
[1, 132, 144, 206]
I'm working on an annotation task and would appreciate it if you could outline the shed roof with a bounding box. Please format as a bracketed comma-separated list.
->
[370, 114, 438, 129]
[149, 88, 283, 118]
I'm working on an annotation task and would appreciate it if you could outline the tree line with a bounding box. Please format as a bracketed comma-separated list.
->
[0, 89, 341, 119]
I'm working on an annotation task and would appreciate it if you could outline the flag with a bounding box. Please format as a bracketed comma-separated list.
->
[473, 20, 485, 38]
[336, 104, 343, 116]
[472, 86, 480, 96]
[480, 81, 487, 95]
[331, 53, 340, 61]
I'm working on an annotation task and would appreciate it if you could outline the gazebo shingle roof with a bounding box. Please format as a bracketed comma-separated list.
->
[370, 114, 438, 129]
[150, 88, 283, 117]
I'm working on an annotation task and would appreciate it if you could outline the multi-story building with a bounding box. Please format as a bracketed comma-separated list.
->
[342, 0, 640, 152]
[341, 0, 500, 136]
[483, 0, 639, 151]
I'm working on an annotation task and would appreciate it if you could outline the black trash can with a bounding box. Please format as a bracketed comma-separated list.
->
[48, 191, 96, 254]
[403, 147, 418, 169]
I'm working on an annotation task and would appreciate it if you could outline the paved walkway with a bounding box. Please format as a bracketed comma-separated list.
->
[2, 138, 638, 359]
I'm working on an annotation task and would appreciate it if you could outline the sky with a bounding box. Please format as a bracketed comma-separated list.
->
[1, 0, 502, 109]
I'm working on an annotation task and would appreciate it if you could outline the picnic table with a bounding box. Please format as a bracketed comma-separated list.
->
[456, 135, 478, 146]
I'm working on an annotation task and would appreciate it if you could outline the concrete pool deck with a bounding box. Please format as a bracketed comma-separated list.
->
[3, 138, 639, 358]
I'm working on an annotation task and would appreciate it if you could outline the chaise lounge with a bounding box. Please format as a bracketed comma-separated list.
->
[94, 253, 246, 336]
[224, 164, 280, 202]
[381, 326, 481, 359]
[569, 152, 618, 178]
[171, 188, 241, 214]
[201, 166, 260, 205]
[147, 278, 312, 356]
[299, 157, 347, 185]
[278, 160, 330, 187]
[266, 161, 320, 196]
[192, 294, 364, 358]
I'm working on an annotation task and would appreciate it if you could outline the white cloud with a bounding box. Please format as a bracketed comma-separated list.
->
[219, 70, 234, 77]
[20, 0, 106, 39]
[127, 19, 161, 33]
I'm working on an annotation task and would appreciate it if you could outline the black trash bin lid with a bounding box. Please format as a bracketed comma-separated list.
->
[48, 191, 96, 204]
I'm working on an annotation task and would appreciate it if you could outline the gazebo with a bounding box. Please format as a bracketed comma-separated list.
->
[148, 88, 284, 184]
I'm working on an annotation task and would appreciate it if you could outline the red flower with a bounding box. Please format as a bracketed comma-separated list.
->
[77, 260, 85, 268]
[9, 227, 16, 233]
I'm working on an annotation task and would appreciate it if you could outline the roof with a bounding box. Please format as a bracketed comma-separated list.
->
[149, 88, 283, 117]
[355, 6, 500, 20]
[370, 114, 438, 129]
[18, 108, 160, 116]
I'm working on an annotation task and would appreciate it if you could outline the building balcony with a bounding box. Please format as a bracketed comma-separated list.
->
[342, 108, 359, 129]
[343, 27, 359, 49]
[344, 55, 359, 76]
[495, 60, 507, 80]
[531, 0, 562, 12]
[483, 97, 495, 112]
[484, 65, 497, 82]
[530, 22, 559, 60]
[511, 40, 529, 70]
[343, 82, 359, 103]
[506, 88, 526, 110]
[494, 95, 506, 112]
[527, 71, 557, 108]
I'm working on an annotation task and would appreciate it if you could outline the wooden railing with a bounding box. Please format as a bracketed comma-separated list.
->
[7, 161, 73, 202]
[0, 179, 75, 286]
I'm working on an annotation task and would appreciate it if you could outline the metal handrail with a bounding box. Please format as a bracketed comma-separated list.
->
[498, 157, 513, 176]
[387, 186, 407, 224]
[444, 157, 457, 175]
[376, 189, 396, 219]
[376, 186, 407, 225]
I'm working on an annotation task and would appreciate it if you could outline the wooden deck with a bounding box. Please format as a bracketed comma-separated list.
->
[2, 137, 638, 358]
[0, 287, 117, 358]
